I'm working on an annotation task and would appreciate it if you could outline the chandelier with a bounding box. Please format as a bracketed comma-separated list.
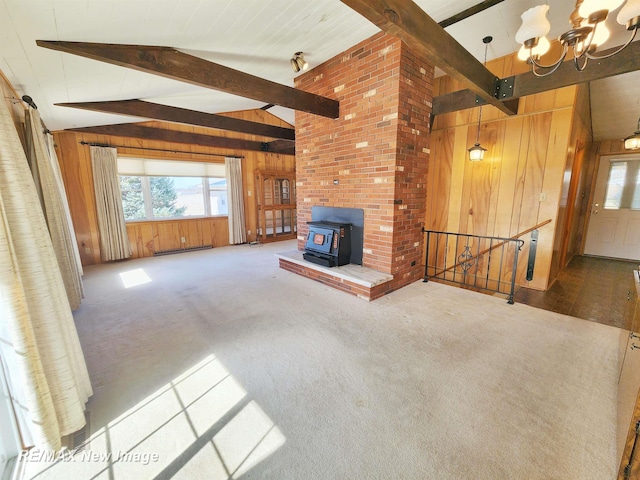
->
[515, 0, 640, 77]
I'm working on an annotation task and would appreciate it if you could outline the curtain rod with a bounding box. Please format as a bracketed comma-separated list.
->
[78, 141, 243, 159]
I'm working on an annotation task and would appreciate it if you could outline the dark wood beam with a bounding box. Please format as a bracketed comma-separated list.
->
[438, 0, 506, 28]
[67, 124, 295, 155]
[37, 40, 339, 119]
[433, 39, 640, 116]
[432, 89, 480, 116]
[266, 139, 296, 155]
[339, 0, 517, 116]
[56, 99, 295, 140]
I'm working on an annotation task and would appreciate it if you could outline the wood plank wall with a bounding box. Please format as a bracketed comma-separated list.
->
[53, 109, 295, 265]
[429, 52, 592, 291]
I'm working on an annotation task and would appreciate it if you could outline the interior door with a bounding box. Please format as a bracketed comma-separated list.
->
[584, 155, 640, 261]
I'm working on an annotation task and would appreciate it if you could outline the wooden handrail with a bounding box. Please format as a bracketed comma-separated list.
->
[429, 219, 552, 276]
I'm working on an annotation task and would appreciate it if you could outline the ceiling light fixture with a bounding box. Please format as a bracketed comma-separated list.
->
[290, 52, 308, 73]
[515, 0, 640, 77]
[624, 115, 640, 150]
[468, 36, 492, 162]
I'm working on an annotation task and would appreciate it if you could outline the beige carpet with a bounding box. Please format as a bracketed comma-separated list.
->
[22, 240, 620, 479]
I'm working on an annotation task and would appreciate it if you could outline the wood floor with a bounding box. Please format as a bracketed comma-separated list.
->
[514, 255, 639, 330]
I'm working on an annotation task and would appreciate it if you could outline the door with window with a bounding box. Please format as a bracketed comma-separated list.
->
[584, 155, 640, 260]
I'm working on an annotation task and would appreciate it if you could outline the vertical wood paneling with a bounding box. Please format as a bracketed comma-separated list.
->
[427, 129, 454, 232]
[519, 112, 552, 235]
[428, 47, 584, 291]
[55, 131, 101, 265]
[494, 116, 525, 238]
[485, 121, 506, 237]
[125, 217, 229, 258]
[508, 116, 531, 238]
[445, 127, 468, 234]
[55, 109, 293, 265]
[528, 110, 571, 288]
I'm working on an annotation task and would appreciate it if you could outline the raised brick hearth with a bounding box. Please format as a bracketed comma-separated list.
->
[281, 32, 433, 300]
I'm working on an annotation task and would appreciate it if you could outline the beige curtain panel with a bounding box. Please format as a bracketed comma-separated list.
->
[48, 133, 84, 277]
[90, 146, 131, 261]
[226, 157, 246, 244]
[0, 97, 92, 451]
[25, 108, 84, 310]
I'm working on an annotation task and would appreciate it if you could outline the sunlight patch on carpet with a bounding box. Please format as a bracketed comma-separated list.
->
[119, 268, 151, 289]
[21, 355, 285, 479]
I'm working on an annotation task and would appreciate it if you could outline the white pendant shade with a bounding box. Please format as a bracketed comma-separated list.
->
[617, 0, 640, 25]
[515, 5, 551, 44]
[579, 0, 625, 18]
[517, 36, 551, 60]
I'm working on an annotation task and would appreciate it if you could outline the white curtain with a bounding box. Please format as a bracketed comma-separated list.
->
[90, 146, 131, 261]
[0, 98, 92, 451]
[25, 108, 84, 310]
[226, 157, 246, 244]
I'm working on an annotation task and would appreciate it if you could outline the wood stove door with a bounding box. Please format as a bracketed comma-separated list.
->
[305, 227, 335, 254]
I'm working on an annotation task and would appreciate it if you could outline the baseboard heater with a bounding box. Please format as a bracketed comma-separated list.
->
[154, 245, 212, 256]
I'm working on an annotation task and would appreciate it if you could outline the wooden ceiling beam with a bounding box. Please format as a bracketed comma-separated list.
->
[56, 99, 295, 140]
[266, 139, 296, 156]
[37, 40, 339, 119]
[433, 39, 640, 116]
[438, 0, 506, 29]
[67, 124, 295, 155]
[339, 0, 517, 116]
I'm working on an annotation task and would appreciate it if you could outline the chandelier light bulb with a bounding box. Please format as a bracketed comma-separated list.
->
[517, 36, 551, 60]
[590, 23, 611, 46]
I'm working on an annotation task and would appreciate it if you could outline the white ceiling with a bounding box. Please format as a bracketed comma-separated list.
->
[1, 0, 638, 141]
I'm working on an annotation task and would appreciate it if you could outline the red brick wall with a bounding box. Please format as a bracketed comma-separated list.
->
[294, 32, 433, 294]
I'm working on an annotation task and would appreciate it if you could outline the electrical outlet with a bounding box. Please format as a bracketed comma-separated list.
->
[248, 190, 252, 196]
[539, 192, 547, 202]
[181, 237, 186, 243]
[247, 230, 251, 236]
[84, 247, 91, 255]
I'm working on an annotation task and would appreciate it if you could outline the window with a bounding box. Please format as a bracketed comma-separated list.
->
[209, 178, 228, 215]
[117, 158, 229, 221]
[120, 176, 146, 220]
[603, 159, 640, 210]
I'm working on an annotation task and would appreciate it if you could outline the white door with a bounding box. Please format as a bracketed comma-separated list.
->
[584, 155, 640, 261]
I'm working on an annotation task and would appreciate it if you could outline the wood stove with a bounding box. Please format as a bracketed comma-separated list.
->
[303, 220, 352, 267]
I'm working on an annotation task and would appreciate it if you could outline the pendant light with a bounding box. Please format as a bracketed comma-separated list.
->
[468, 36, 492, 162]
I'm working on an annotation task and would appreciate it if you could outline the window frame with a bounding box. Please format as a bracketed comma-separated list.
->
[119, 168, 229, 222]
[603, 158, 640, 211]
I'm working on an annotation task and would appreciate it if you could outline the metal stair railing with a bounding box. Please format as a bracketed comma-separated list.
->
[422, 220, 551, 304]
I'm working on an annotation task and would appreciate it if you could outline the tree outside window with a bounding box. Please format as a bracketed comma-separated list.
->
[120, 174, 226, 221]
